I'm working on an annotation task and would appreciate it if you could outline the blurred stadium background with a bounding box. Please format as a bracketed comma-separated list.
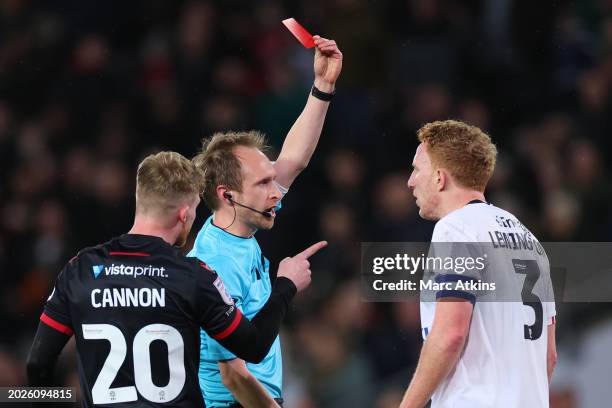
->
[1, 0, 611, 407]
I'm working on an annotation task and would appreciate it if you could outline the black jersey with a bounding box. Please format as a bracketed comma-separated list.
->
[42, 234, 242, 407]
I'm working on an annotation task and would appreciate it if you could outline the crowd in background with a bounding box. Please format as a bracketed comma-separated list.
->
[1, 0, 612, 407]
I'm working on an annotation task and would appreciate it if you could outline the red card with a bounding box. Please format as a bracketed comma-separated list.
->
[282, 18, 315, 48]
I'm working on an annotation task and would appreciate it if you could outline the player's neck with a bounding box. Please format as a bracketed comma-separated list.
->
[438, 190, 486, 219]
[128, 217, 177, 245]
[212, 211, 256, 238]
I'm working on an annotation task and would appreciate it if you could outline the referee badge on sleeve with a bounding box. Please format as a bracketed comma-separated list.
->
[213, 277, 234, 306]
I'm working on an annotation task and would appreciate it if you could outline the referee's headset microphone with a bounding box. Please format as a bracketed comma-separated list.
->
[223, 191, 272, 218]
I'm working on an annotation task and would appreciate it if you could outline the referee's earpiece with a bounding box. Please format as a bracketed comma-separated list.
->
[223, 191, 233, 201]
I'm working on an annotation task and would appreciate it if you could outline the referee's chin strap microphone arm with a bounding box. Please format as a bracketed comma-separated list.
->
[223, 192, 272, 218]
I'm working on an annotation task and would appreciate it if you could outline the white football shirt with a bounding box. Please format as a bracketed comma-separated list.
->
[420, 202, 556, 408]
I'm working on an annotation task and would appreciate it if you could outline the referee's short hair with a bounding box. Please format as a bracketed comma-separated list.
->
[193, 131, 269, 211]
[136, 151, 204, 216]
[417, 120, 497, 192]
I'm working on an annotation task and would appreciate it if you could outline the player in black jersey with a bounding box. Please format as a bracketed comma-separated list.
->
[26, 151, 324, 407]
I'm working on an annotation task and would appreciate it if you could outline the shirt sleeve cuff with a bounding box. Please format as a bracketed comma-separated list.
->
[211, 309, 243, 340]
[40, 312, 73, 336]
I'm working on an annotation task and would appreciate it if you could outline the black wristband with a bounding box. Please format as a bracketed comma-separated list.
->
[311, 85, 335, 101]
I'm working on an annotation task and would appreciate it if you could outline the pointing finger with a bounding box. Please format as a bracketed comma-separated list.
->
[298, 241, 328, 259]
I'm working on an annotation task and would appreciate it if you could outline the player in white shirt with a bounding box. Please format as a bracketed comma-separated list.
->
[399, 120, 557, 408]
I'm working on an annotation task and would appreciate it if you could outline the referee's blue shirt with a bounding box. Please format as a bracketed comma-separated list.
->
[189, 216, 282, 407]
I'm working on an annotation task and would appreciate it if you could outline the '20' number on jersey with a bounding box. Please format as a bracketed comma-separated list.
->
[512, 259, 543, 341]
[82, 323, 185, 404]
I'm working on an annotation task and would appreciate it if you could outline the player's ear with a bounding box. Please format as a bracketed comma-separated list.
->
[436, 169, 447, 191]
[178, 204, 189, 224]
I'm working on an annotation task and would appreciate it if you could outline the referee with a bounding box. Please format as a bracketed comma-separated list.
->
[190, 35, 342, 408]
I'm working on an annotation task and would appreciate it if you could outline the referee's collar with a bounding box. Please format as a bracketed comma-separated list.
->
[208, 217, 255, 241]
